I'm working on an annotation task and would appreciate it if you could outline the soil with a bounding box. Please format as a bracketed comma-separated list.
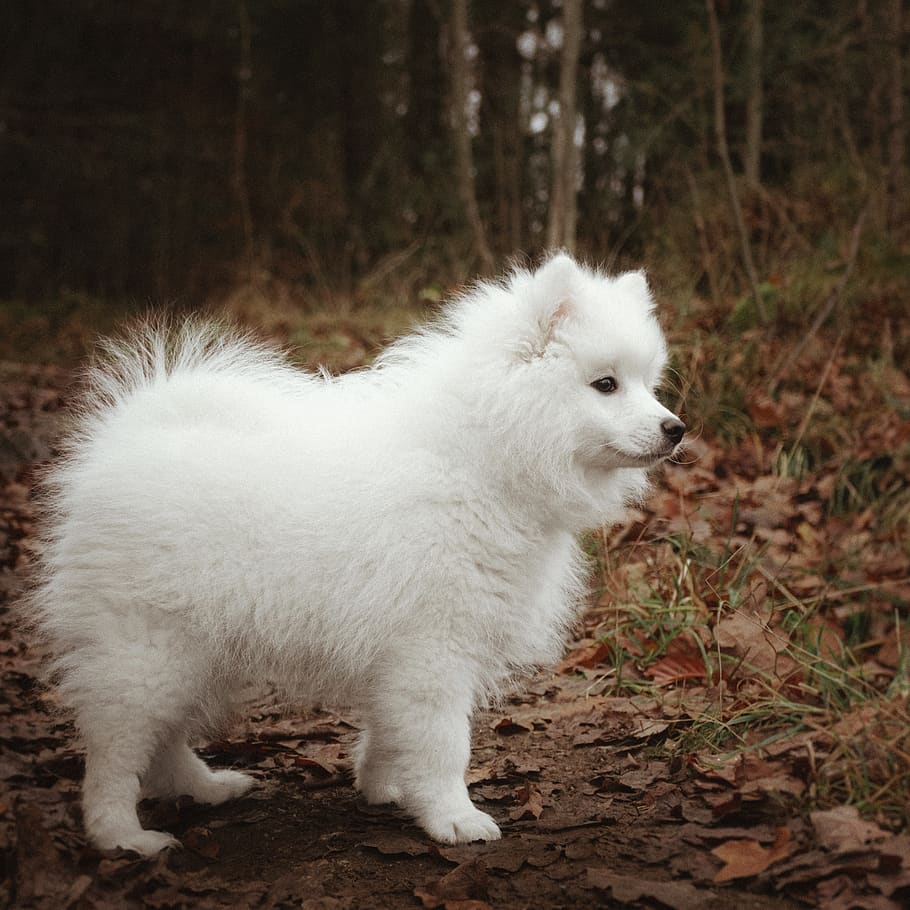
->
[2, 362, 908, 909]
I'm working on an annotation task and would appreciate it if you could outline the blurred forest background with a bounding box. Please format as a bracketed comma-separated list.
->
[1, 0, 907, 336]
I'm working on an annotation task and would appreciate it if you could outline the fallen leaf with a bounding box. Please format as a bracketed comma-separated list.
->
[585, 869, 706, 910]
[558, 639, 612, 670]
[464, 764, 496, 785]
[437, 841, 527, 873]
[714, 609, 797, 680]
[414, 860, 490, 909]
[491, 717, 532, 736]
[291, 742, 346, 774]
[802, 614, 844, 660]
[739, 771, 806, 799]
[509, 782, 544, 821]
[811, 806, 890, 853]
[628, 717, 670, 739]
[359, 835, 431, 857]
[13, 800, 70, 900]
[747, 393, 785, 428]
[62, 874, 93, 909]
[182, 826, 221, 858]
[686, 753, 740, 785]
[645, 639, 708, 685]
[616, 762, 667, 791]
[877, 627, 910, 669]
[712, 826, 792, 882]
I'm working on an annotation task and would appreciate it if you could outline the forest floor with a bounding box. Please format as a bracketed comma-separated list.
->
[1, 302, 909, 909]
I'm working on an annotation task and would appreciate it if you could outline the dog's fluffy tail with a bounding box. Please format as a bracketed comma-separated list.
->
[25, 316, 308, 682]
[53, 315, 315, 453]
[82, 316, 303, 412]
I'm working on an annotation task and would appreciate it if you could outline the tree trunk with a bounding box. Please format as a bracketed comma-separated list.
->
[233, 0, 255, 283]
[407, 0, 446, 179]
[477, 0, 525, 254]
[706, 0, 765, 321]
[546, 0, 583, 253]
[744, 0, 763, 187]
[450, 0, 495, 272]
[887, 0, 905, 228]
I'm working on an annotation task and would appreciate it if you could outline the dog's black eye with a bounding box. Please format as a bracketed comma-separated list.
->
[591, 376, 618, 394]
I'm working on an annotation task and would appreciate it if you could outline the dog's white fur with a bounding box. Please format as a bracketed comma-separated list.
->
[30, 254, 683, 855]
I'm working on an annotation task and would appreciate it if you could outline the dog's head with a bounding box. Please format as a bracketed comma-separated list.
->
[509, 253, 685, 474]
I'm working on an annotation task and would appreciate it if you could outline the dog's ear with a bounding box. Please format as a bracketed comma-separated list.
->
[532, 253, 580, 340]
[510, 253, 581, 359]
[615, 269, 655, 311]
[534, 253, 579, 307]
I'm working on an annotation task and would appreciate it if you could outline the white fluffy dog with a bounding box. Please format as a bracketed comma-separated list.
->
[31, 254, 684, 856]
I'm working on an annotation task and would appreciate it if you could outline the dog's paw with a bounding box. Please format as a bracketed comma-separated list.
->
[357, 776, 403, 806]
[192, 769, 255, 805]
[354, 758, 403, 805]
[100, 829, 181, 857]
[422, 807, 501, 845]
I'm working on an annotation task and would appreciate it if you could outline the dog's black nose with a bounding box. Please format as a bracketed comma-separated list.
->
[661, 417, 686, 446]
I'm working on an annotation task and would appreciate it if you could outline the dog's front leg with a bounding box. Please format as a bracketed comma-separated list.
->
[357, 673, 501, 845]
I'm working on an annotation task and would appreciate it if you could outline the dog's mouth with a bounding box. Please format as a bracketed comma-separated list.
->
[601, 443, 680, 468]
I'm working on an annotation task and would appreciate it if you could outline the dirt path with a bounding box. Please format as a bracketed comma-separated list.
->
[1, 363, 907, 909]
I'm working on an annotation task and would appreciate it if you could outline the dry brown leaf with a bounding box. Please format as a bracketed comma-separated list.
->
[585, 869, 705, 910]
[813, 873, 905, 910]
[687, 753, 740, 785]
[282, 743, 346, 777]
[658, 688, 716, 722]
[359, 835, 432, 857]
[509, 782, 544, 821]
[712, 826, 792, 882]
[617, 763, 667, 791]
[876, 628, 910, 670]
[182, 826, 221, 859]
[628, 716, 670, 738]
[491, 717, 532, 735]
[464, 764, 496, 785]
[645, 637, 708, 685]
[739, 772, 806, 799]
[437, 840, 529, 873]
[746, 393, 786, 428]
[714, 609, 799, 682]
[558, 639, 612, 670]
[414, 860, 490, 910]
[802, 614, 844, 660]
[714, 610, 773, 652]
[811, 806, 890, 853]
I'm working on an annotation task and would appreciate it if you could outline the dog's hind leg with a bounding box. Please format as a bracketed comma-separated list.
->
[352, 726, 404, 806]
[142, 738, 254, 805]
[79, 703, 182, 856]
[70, 641, 202, 856]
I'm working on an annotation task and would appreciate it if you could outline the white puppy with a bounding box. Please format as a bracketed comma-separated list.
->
[31, 254, 684, 856]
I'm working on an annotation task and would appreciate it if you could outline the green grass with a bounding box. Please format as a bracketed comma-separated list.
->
[590, 522, 910, 829]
